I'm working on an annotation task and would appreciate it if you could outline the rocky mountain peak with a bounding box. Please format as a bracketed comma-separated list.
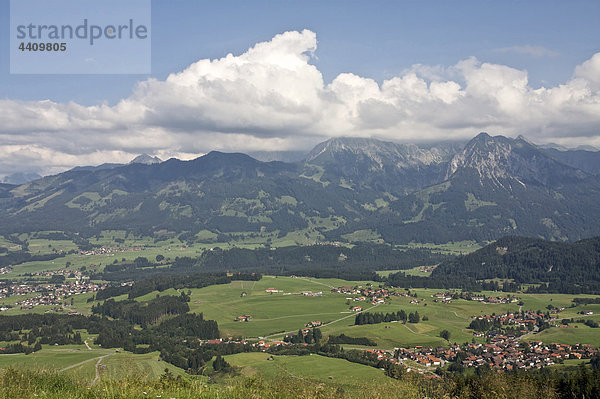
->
[446, 133, 512, 181]
[306, 137, 452, 169]
[130, 154, 162, 165]
[447, 133, 587, 189]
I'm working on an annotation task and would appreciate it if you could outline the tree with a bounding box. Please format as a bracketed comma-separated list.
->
[440, 329, 451, 341]
[156, 254, 165, 262]
[50, 275, 65, 284]
[313, 328, 322, 343]
[33, 341, 42, 352]
[591, 353, 600, 371]
[212, 355, 230, 372]
[385, 363, 404, 379]
[304, 329, 313, 344]
[399, 309, 407, 323]
[408, 311, 420, 323]
[134, 257, 150, 267]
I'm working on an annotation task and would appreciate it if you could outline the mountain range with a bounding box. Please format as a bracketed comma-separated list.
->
[1, 133, 600, 244]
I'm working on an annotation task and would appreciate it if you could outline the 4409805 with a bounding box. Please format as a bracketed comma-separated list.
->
[18, 42, 67, 51]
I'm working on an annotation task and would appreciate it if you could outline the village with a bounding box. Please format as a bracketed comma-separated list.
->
[0, 270, 104, 311]
[226, 283, 600, 373]
[0, 271, 597, 376]
[430, 291, 520, 304]
[197, 328, 600, 373]
[78, 246, 144, 256]
[394, 338, 599, 371]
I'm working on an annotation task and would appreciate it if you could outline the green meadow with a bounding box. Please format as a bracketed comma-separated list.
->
[99, 351, 188, 380]
[377, 265, 436, 278]
[2, 232, 600, 386]
[524, 325, 600, 347]
[4, 267, 600, 350]
[0, 345, 185, 383]
[395, 240, 482, 255]
[225, 352, 391, 392]
[0, 345, 112, 375]
[186, 276, 375, 338]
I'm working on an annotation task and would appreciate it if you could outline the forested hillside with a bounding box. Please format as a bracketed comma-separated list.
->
[433, 236, 600, 293]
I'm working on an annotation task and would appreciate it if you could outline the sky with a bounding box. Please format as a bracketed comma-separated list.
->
[1, 0, 600, 178]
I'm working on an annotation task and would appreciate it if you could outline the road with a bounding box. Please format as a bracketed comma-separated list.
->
[262, 302, 381, 339]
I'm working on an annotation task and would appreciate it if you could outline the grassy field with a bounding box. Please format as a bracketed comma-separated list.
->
[100, 351, 188, 380]
[186, 276, 377, 338]
[3, 227, 357, 277]
[0, 345, 186, 383]
[524, 324, 600, 347]
[396, 240, 482, 255]
[0, 274, 598, 391]
[342, 229, 384, 243]
[224, 352, 391, 392]
[186, 280, 600, 349]
[319, 288, 517, 349]
[377, 265, 436, 278]
[0, 344, 112, 380]
[3, 234, 600, 384]
[4, 269, 599, 350]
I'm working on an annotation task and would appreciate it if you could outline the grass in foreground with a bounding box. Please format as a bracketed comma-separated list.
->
[0, 366, 569, 399]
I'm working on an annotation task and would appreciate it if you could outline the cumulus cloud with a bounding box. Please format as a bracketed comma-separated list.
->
[1, 29, 600, 178]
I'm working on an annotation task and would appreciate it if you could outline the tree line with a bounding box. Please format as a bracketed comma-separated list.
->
[354, 310, 420, 325]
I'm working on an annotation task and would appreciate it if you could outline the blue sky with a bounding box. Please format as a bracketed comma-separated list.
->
[1, 0, 600, 177]
[2, 0, 599, 104]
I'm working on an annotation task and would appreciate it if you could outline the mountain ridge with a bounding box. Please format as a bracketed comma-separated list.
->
[1, 133, 599, 244]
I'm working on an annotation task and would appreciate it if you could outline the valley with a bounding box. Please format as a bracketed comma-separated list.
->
[1, 134, 600, 397]
[1, 233, 599, 386]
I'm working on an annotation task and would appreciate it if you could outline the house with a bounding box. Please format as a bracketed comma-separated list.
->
[306, 321, 323, 327]
[427, 355, 441, 366]
[350, 306, 362, 312]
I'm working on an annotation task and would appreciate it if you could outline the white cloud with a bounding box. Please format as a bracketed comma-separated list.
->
[1, 29, 600, 177]
[574, 52, 600, 90]
[495, 45, 559, 57]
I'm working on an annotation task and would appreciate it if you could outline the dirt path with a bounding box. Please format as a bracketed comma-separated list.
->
[294, 276, 335, 289]
[252, 312, 344, 322]
[402, 323, 420, 334]
[84, 340, 92, 350]
[274, 361, 307, 381]
[59, 354, 108, 372]
[452, 311, 464, 319]
[91, 355, 110, 385]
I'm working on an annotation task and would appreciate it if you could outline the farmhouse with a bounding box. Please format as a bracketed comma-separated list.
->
[306, 321, 322, 327]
